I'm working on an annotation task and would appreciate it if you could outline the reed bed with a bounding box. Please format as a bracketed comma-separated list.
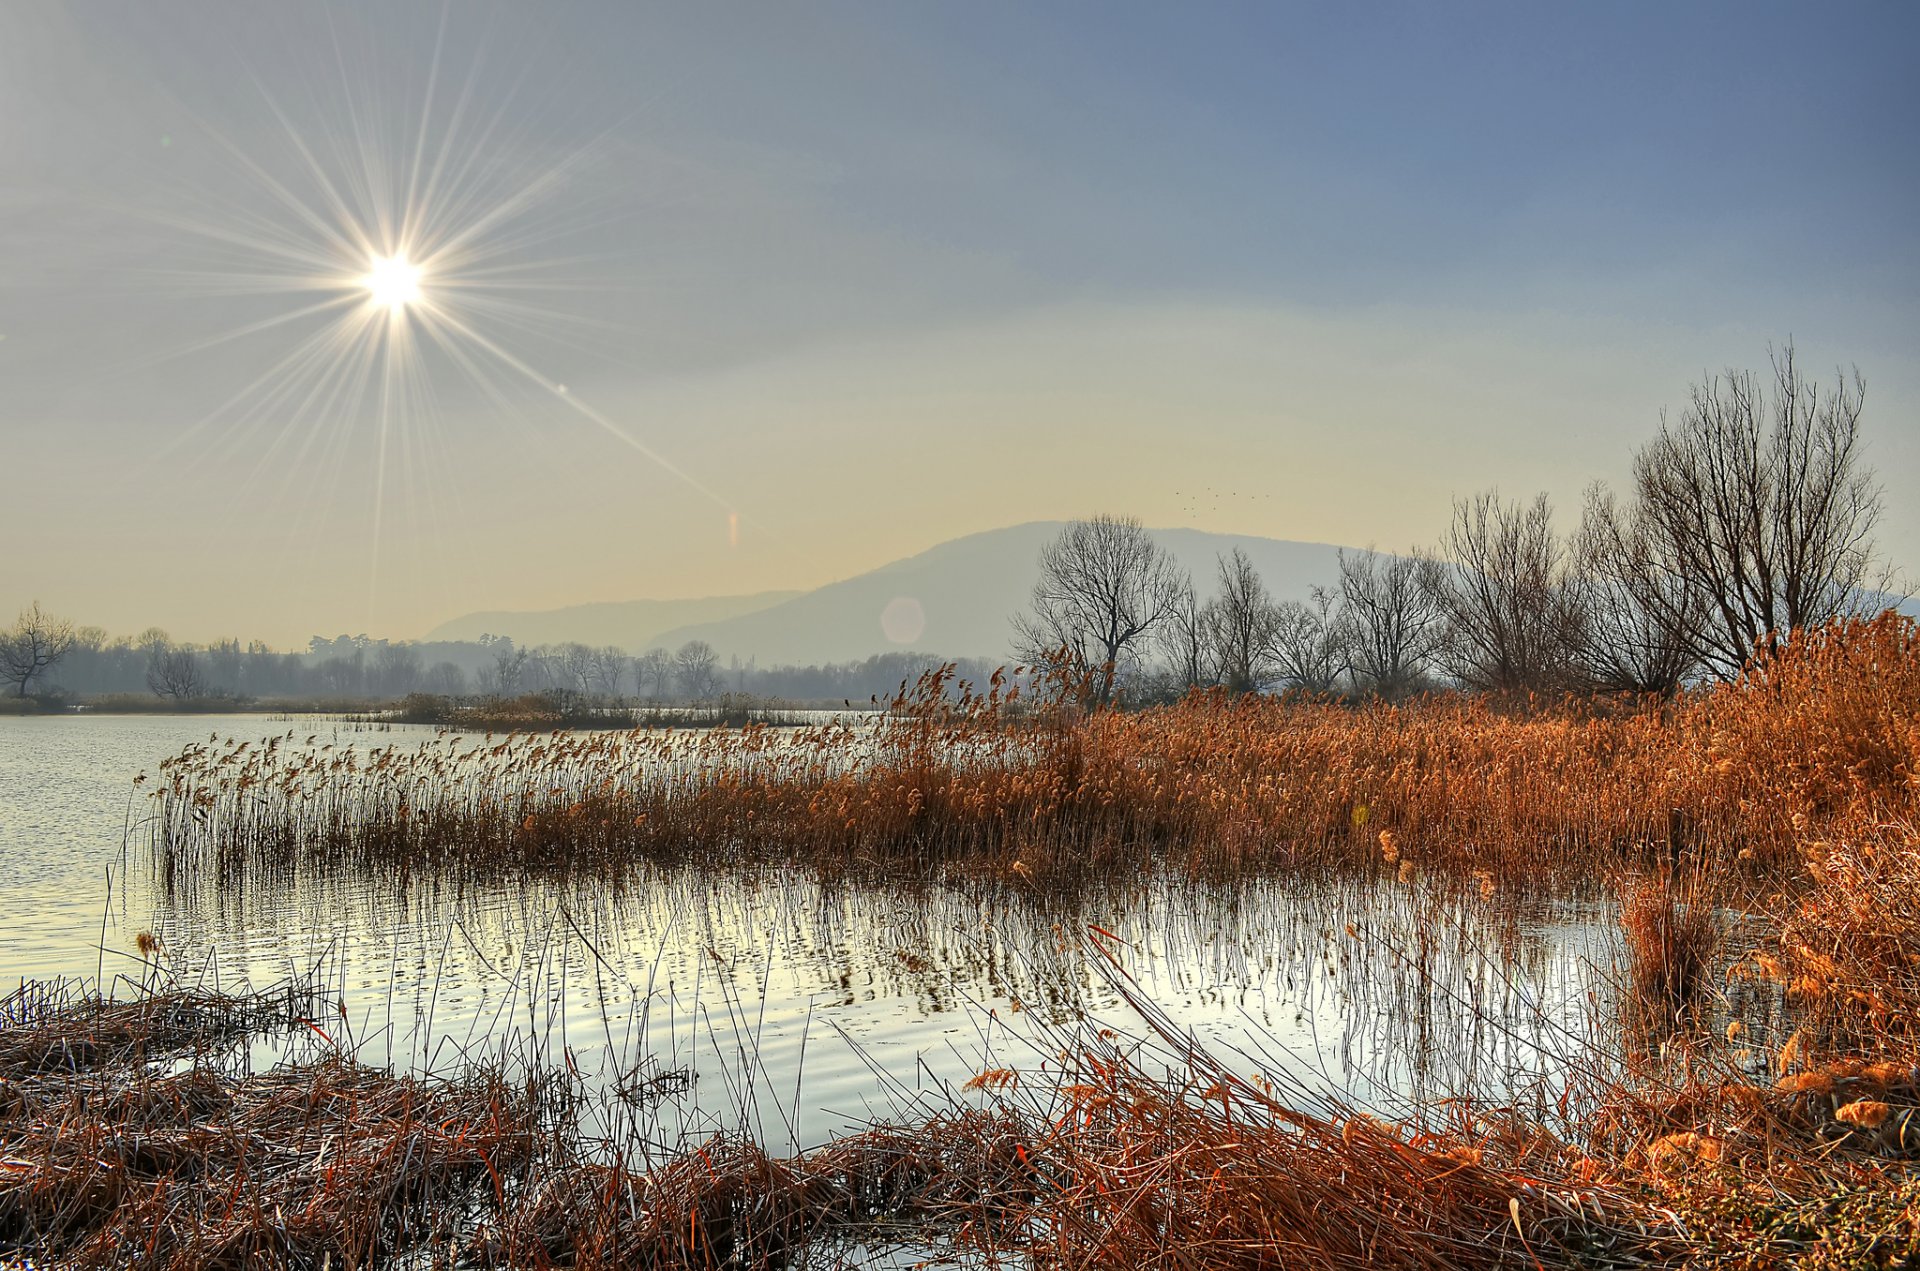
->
[87, 614, 1920, 1265]
[0, 973, 1670, 1270]
[6, 956, 1915, 1270]
[148, 614, 1919, 894]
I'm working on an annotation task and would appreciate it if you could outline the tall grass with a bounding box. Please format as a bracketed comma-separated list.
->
[97, 614, 1920, 1266]
[149, 614, 1920, 894]
[1620, 877, 1718, 1038]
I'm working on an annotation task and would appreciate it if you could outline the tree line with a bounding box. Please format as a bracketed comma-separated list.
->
[1014, 343, 1897, 705]
[0, 610, 997, 710]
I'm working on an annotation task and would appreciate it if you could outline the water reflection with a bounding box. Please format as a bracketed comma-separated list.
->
[144, 852, 1619, 1146]
[0, 715, 1625, 1152]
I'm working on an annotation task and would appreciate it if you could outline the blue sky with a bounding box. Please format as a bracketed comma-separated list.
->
[3, 2, 1914, 642]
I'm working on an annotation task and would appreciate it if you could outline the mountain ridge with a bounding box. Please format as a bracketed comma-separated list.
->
[431, 523, 1356, 664]
[423, 591, 802, 651]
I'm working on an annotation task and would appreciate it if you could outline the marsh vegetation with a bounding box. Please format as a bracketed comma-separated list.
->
[1, 612, 1894, 1267]
[7, 347, 1915, 1265]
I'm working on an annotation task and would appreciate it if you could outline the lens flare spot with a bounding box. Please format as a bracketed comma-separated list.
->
[363, 254, 423, 311]
[881, 597, 926, 645]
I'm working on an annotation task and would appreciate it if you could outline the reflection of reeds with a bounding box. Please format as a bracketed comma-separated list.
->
[148, 615, 1920, 896]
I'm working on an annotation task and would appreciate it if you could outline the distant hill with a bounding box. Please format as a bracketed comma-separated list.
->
[425, 523, 1915, 669]
[647, 523, 1354, 666]
[424, 591, 800, 651]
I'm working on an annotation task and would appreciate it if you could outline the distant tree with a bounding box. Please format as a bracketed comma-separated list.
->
[590, 646, 630, 698]
[203, 639, 244, 695]
[315, 652, 365, 697]
[1012, 514, 1187, 708]
[674, 640, 722, 700]
[556, 642, 599, 695]
[1267, 587, 1349, 695]
[374, 643, 421, 697]
[145, 644, 206, 700]
[1426, 491, 1583, 694]
[484, 642, 529, 697]
[0, 602, 76, 697]
[1205, 548, 1280, 694]
[423, 661, 468, 697]
[1154, 576, 1211, 693]
[1337, 548, 1444, 699]
[635, 648, 673, 701]
[1626, 342, 1885, 676]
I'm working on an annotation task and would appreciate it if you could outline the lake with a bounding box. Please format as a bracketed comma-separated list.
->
[0, 713, 1621, 1151]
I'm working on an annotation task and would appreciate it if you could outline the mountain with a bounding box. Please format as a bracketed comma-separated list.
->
[424, 591, 800, 651]
[647, 523, 1354, 666]
[427, 523, 1914, 666]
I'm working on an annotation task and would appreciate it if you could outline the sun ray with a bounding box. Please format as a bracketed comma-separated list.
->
[116, 29, 796, 629]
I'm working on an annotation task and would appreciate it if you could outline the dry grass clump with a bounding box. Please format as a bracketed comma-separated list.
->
[0, 981, 551, 1268]
[0, 976, 1669, 1270]
[0, 978, 313, 1077]
[474, 1114, 1035, 1268]
[1007, 1037, 1665, 1269]
[5, 966, 1917, 1270]
[1580, 1054, 1920, 1268]
[1619, 878, 1719, 1037]
[1756, 822, 1920, 1062]
[0, 979, 1040, 1269]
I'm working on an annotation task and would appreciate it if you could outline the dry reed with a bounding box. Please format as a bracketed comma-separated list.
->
[76, 613, 1920, 1266]
[146, 614, 1920, 895]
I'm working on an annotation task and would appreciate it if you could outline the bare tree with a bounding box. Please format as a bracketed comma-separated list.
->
[374, 643, 421, 697]
[635, 648, 673, 701]
[1628, 342, 1884, 675]
[1337, 548, 1444, 699]
[674, 639, 722, 700]
[145, 644, 206, 700]
[1268, 587, 1348, 695]
[1154, 576, 1211, 694]
[1567, 484, 1704, 695]
[1426, 491, 1583, 694]
[1012, 515, 1187, 707]
[1205, 548, 1280, 694]
[484, 642, 529, 697]
[590, 646, 630, 698]
[1, 602, 76, 697]
[423, 661, 468, 696]
[556, 642, 599, 696]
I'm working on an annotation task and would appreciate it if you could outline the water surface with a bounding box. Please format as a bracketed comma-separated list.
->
[0, 713, 1621, 1148]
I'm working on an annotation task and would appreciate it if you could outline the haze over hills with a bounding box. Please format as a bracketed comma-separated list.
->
[430, 524, 1356, 666]
[424, 592, 800, 652]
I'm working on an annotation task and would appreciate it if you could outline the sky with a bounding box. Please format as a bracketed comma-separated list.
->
[3, 1, 1916, 646]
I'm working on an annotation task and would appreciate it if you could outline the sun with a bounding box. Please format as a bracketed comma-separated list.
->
[362, 254, 424, 311]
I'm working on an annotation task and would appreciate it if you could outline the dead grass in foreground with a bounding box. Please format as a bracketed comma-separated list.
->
[2, 956, 1916, 1270]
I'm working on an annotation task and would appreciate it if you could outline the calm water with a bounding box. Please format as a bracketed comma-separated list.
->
[0, 713, 1621, 1148]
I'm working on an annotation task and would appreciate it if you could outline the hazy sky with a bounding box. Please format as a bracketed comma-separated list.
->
[4, 2, 1915, 645]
